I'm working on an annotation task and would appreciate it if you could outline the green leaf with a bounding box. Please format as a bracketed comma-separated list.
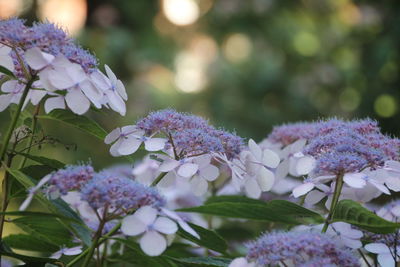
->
[37, 109, 107, 140]
[3, 234, 59, 252]
[177, 223, 227, 254]
[332, 199, 400, 233]
[0, 211, 80, 223]
[178, 197, 323, 224]
[0, 65, 15, 78]
[16, 152, 65, 169]
[0, 251, 60, 265]
[20, 165, 55, 179]
[173, 257, 231, 267]
[12, 216, 73, 247]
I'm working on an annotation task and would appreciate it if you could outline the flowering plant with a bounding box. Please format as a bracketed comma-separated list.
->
[1, 18, 400, 267]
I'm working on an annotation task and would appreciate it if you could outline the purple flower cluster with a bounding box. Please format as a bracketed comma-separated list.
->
[80, 172, 165, 211]
[48, 164, 95, 195]
[268, 121, 318, 146]
[298, 257, 338, 267]
[246, 231, 360, 267]
[0, 18, 98, 74]
[304, 119, 400, 175]
[136, 109, 243, 158]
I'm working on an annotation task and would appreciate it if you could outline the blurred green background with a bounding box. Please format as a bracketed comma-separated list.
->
[0, 0, 399, 168]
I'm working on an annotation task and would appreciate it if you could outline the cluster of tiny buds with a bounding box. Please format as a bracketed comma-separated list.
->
[48, 164, 95, 195]
[136, 109, 244, 159]
[246, 231, 360, 267]
[0, 18, 97, 75]
[268, 118, 400, 175]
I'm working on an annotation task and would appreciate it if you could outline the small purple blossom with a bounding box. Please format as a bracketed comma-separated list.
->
[267, 121, 318, 146]
[48, 164, 95, 195]
[80, 173, 165, 212]
[136, 109, 244, 158]
[246, 231, 360, 267]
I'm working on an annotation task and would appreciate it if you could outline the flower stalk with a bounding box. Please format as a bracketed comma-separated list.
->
[322, 173, 344, 233]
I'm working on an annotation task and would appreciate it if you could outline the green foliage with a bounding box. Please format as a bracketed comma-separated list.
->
[16, 152, 65, 169]
[332, 199, 400, 234]
[3, 234, 59, 252]
[38, 109, 108, 140]
[0, 65, 15, 78]
[177, 223, 228, 254]
[173, 257, 231, 267]
[179, 196, 324, 224]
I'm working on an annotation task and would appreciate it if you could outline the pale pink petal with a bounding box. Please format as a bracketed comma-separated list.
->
[140, 231, 167, 256]
[153, 217, 178, 234]
[121, 215, 147, 236]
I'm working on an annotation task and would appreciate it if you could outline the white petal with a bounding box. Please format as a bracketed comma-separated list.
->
[385, 176, 400, 192]
[159, 158, 180, 172]
[105, 90, 126, 116]
[304, 190, 325, 205]
[153, 217, 178, 234]
[365, 243, 391, 254]
[44, 96, 65, 113]
[90, 70, 111, 91]
[292, 182, 315, 198]
[256, 167, 275, 192]
[65, 63, 86, 84]
[48, 68, 76, 89]
[157, 171, 176, 188]
[105, 64, 118, 84]
[121, 215, 147, 236]
[177, 163, 199, 178]
[295, 156, 316, 175]
[29, 90, 46, 105]
[135, 206, 158, 225]
[262, 149, 280, 168]
[343, 173, 366, 189]
[370, 180, 390, 195]
[160, 208, 200, 239]
[117, 136, 141, 155]
[80, 80, 103, 107]
[65, 88, 90, 115]
[0, 94, 12, 112]
[105, 128, 121, 144]
[19, 194, 34, 211]
[289, 138, 307, 153]
[0, 45, 11, 55]
[190, 176, 208, 196]
[0, 54, 14, 72]
[109, 138, 123, 156]
[63, 246, 83, 256]
[245, 178, 261, 199]
[116, 79, 128, 100]
[248, 139, 262, 161]
[199, 164, 219, 182]
[377, 254, 395, 267]
[25, 47, 54, 70]
[144, 138, 166, 152]
[342, 237, 362, 249]
[140, 231, 167, 256]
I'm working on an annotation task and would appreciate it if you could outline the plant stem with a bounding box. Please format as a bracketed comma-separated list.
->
[0, 77, 35, 162]
[81, 220, 106, 267]
[19, 104, 40, 169]
[321, 173, 344, 233]
[358, 249, 372, 267]
[150, 172, 167, 187]
[67, 222, 122, 267]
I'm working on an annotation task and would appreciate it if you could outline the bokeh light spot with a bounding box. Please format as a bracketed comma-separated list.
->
[163, 0, 200, 26]
[38, 0, 87, 35]
[293, 31, 320, 56]
[374, 94, 397, 118]
[0, 0, 24, 18]
[339, 88, 360, 112]
[223, 33, 253, 63]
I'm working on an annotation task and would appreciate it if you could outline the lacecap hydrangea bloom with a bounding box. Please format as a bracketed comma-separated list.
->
[245, 231, 360, 267]
[0, 18, 127, 115]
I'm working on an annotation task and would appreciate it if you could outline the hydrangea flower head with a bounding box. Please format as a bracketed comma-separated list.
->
[267, 121, 318, 146]
[80, 172, 165, 211]
[48, 164, 95, 195]
[246, 231, 360, 267]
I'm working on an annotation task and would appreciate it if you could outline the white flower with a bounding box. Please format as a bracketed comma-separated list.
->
[0, 44, 14, 72]
[343, 170, 390, 195]
[240, 139, 279, 198]
[90, 65, 127, 116]
[292, 175, 334, 198]
[50, 245, 82, 259]
[276, 139, 308, 178]
[132, 156, 162, 185]
[105, 126, 166, 156]
[19, 174, 52, 211]
[365, 243, 398, 267]
[328, 222, 363, 249]
[0, 80, 24, 112]
[121, 206, 178, 256]
[189, 155, 220, 196]
[384, 161, 400, 192]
